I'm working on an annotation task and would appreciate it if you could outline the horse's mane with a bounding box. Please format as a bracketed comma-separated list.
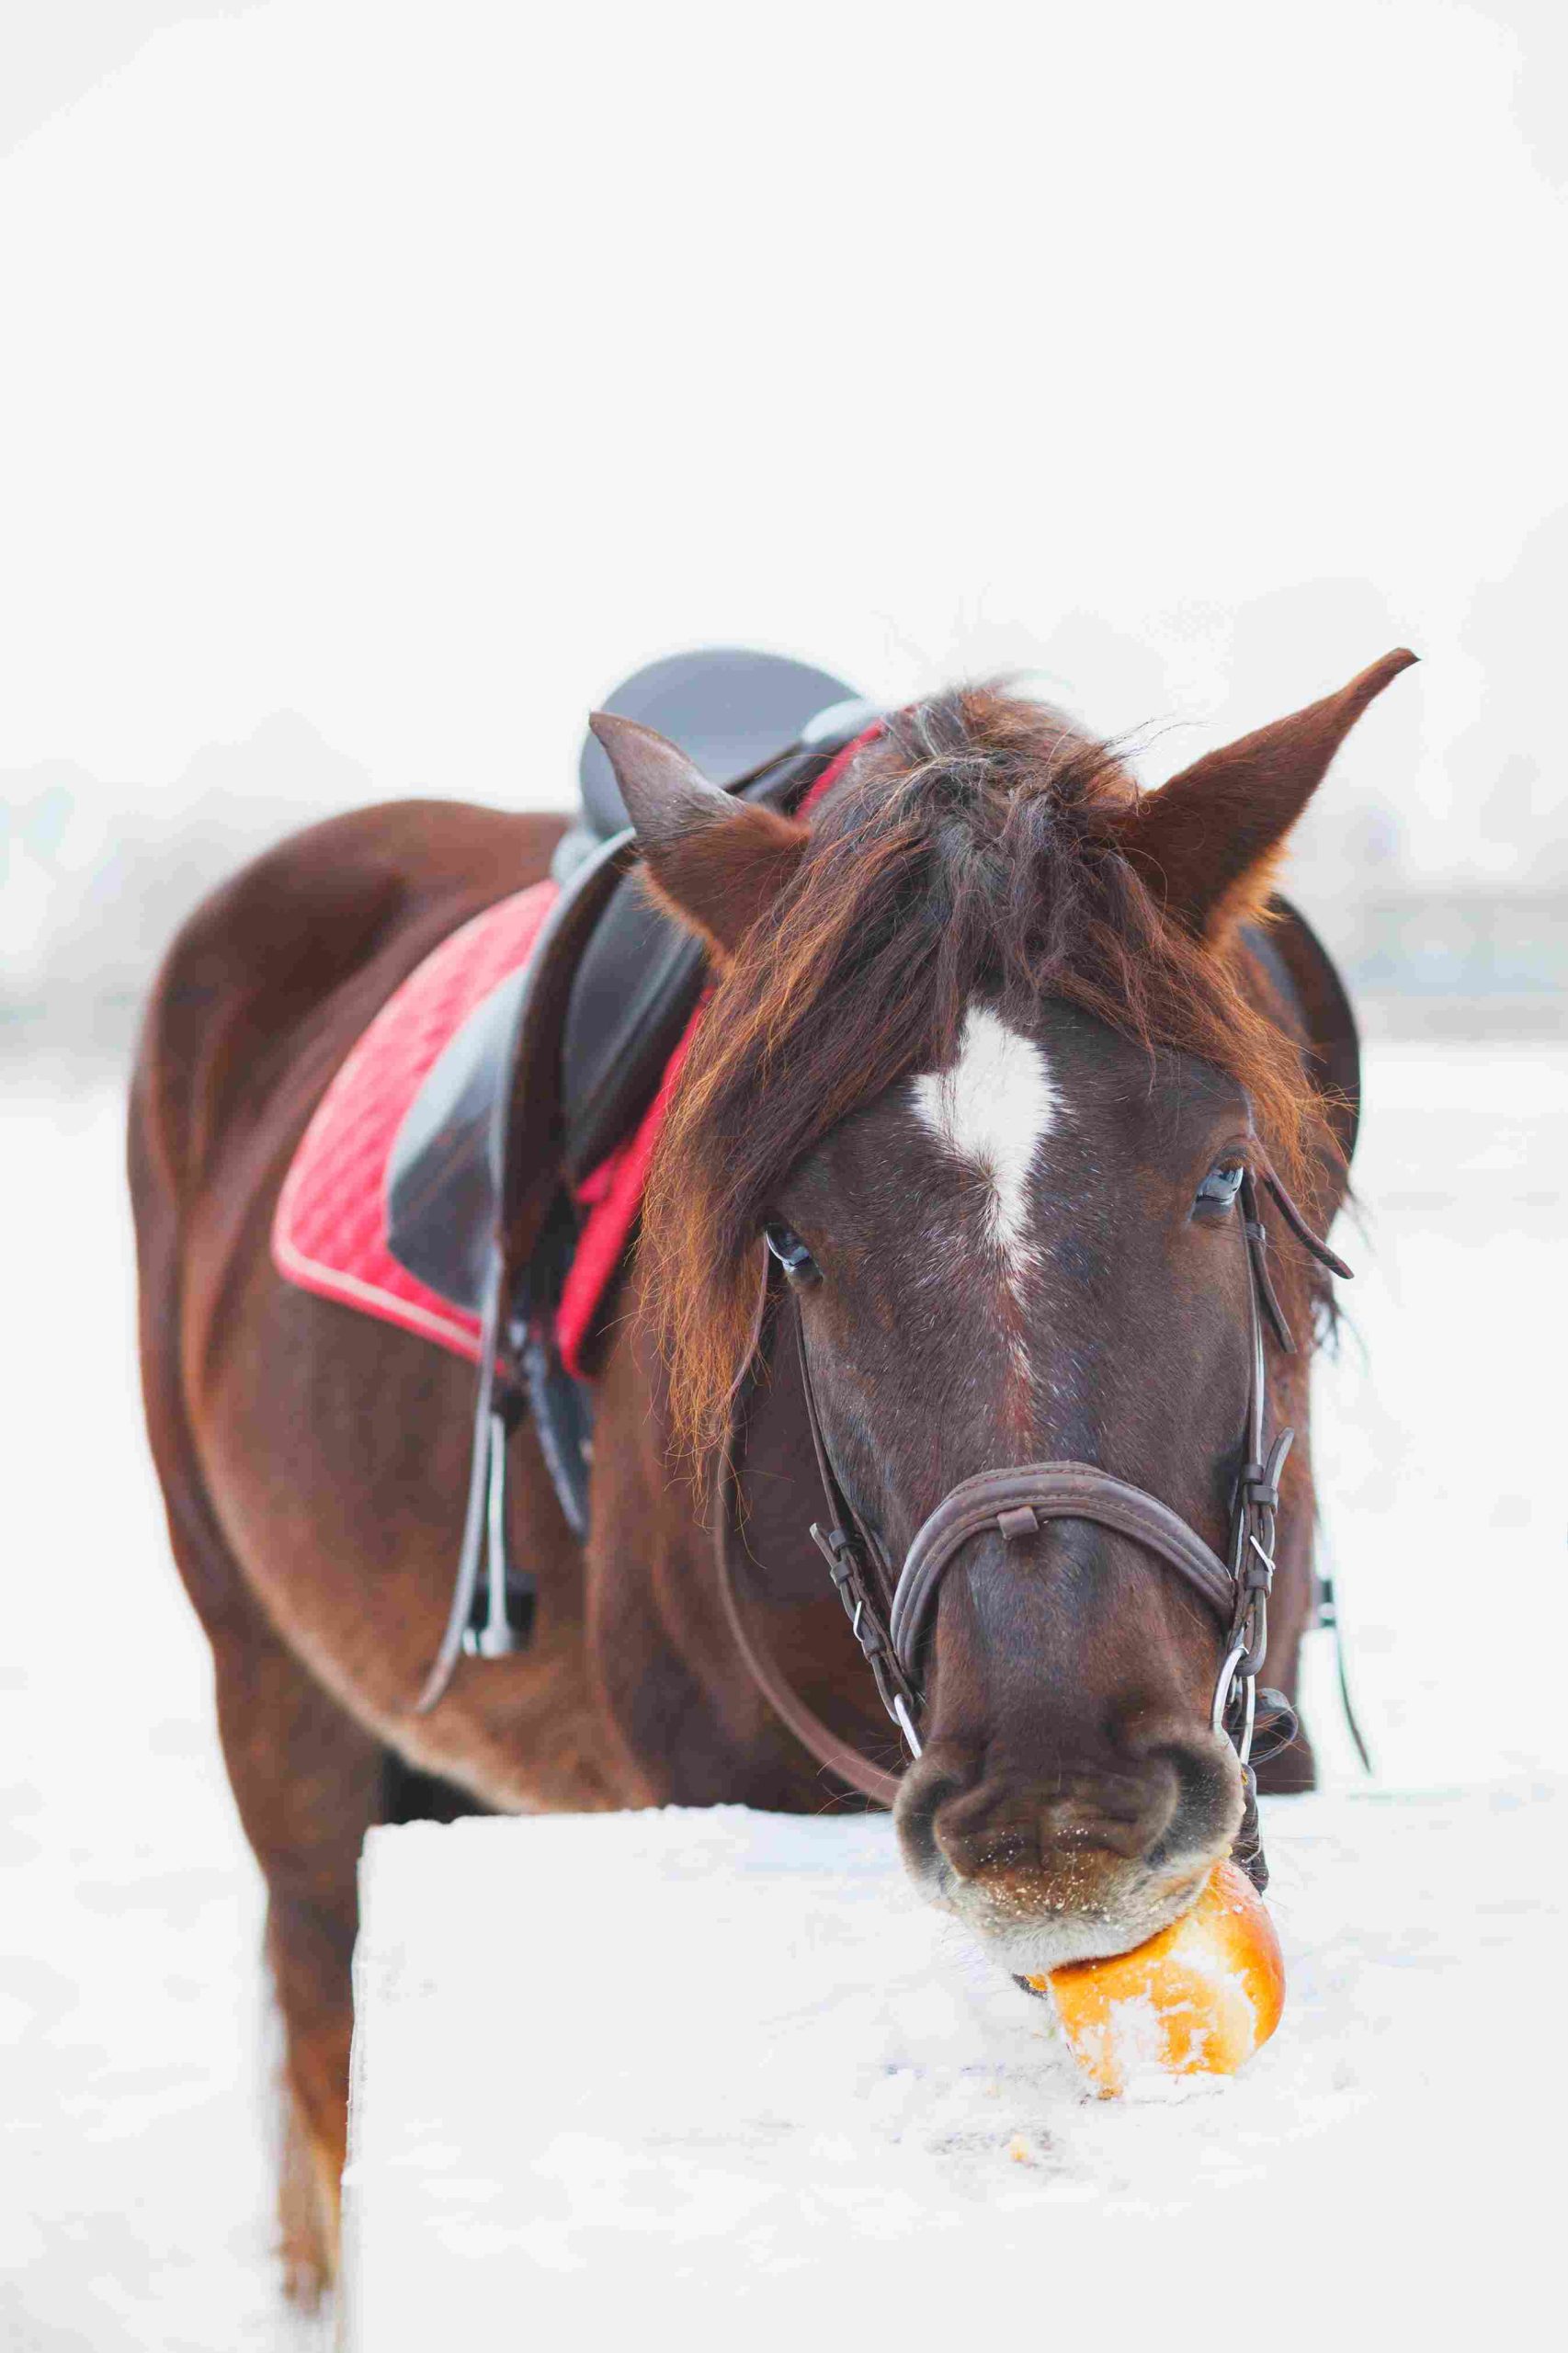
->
[640, 685, 1332, 1463]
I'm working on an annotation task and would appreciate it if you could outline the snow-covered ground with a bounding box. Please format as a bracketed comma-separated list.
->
[347, 1787, 1562, 2351]
[2, 1043, 1564, 2348]
[2, 1077, 316, 2353]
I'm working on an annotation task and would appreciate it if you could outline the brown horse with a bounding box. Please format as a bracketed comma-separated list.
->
[129, 649, 1411, 2300]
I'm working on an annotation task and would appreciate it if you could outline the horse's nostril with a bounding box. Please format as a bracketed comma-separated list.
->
[892, 1757, 970, 1888]
[1143, 1736, 1244, 1868]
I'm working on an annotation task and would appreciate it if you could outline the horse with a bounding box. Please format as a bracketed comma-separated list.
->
[129, 647, 1412, 2301]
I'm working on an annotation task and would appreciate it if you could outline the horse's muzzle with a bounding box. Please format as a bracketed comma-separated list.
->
[893, 1728, 1243, 1970]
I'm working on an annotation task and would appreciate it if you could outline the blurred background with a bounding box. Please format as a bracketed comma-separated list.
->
[3, 0, 1565, 1061]
[2, 4, 1562, 2346]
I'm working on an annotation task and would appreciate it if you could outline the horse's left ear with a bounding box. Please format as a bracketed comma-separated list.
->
[587, 711, 809, 958]
[1121, 649, 1418, 942]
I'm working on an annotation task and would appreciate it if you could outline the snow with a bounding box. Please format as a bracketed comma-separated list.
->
[345, 1787, 1562, 2350]
[2, 1041, 1564, 2347]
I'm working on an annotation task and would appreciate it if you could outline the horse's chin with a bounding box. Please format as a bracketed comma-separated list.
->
[913, 1853, 1219, 1976]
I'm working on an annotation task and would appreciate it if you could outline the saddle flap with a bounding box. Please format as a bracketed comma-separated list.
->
[384, 959, 536, 1313]
[384, 832, 636, 1313]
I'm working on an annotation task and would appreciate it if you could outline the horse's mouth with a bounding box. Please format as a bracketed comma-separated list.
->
[910, 1847, 1217, 1976]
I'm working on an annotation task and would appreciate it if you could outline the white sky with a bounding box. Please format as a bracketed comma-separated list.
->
[0, 0, 1563, 880]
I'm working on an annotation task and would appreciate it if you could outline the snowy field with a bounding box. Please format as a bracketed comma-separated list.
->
[2, 1042, 1564, 2349]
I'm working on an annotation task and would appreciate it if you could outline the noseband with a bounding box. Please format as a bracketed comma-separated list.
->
[718, 1169, 1351, 1892]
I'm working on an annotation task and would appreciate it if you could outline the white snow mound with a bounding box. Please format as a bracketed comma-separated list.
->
[343, 1781, 1562, 2349]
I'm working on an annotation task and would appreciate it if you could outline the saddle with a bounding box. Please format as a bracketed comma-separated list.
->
[386, 648, 873, 1313]
[380, 650, 881, 1700]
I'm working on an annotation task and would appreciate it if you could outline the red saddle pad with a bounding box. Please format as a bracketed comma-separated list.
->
[272, 881, 560, 1361]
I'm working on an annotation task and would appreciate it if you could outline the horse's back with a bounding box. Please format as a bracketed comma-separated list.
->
[131, 798, 565, 1213]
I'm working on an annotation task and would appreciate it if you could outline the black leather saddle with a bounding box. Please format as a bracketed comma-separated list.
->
[386, 648, 875, 1326]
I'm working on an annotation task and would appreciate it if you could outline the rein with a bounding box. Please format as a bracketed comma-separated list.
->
[717, 1168, 1352, 1891]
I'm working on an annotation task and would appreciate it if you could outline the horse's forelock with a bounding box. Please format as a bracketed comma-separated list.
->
[640, 685, 1332, 1467]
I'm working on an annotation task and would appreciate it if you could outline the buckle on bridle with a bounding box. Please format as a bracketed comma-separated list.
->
[1211, 1641, 1258, 1768]
[1211, 1639, 1247, 1734]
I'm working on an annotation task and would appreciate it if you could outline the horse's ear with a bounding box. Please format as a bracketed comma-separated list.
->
[1121, 649, 1417, 942]
[587, 712, 809, 958]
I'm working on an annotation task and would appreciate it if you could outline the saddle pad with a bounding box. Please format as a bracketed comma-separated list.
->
[272, 881, 560, 1361]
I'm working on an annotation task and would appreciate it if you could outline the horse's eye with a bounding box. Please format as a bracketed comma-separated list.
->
[1196, 1163, 1245, 1210]
[764, 1222, 818, 1279]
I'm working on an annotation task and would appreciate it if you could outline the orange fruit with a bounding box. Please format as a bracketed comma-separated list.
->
[1027, 1859, 1286, 2097]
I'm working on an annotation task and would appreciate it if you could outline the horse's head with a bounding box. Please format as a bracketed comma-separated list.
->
[593, 653, 1410, 1972]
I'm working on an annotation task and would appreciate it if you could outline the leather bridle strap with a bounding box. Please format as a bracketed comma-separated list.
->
[714, 1369, 903, 1806]
[891, 1464, 1237, 1678]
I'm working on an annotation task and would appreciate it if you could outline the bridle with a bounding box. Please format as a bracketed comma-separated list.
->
[718, 1165, 1352, 1892]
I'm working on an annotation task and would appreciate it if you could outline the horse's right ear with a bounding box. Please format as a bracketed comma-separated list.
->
[587, 712, 809, 958]
[1119, 649, 1417, 944]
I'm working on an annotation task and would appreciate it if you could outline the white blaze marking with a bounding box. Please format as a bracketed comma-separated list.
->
[911, 1006, 1057, 1290]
